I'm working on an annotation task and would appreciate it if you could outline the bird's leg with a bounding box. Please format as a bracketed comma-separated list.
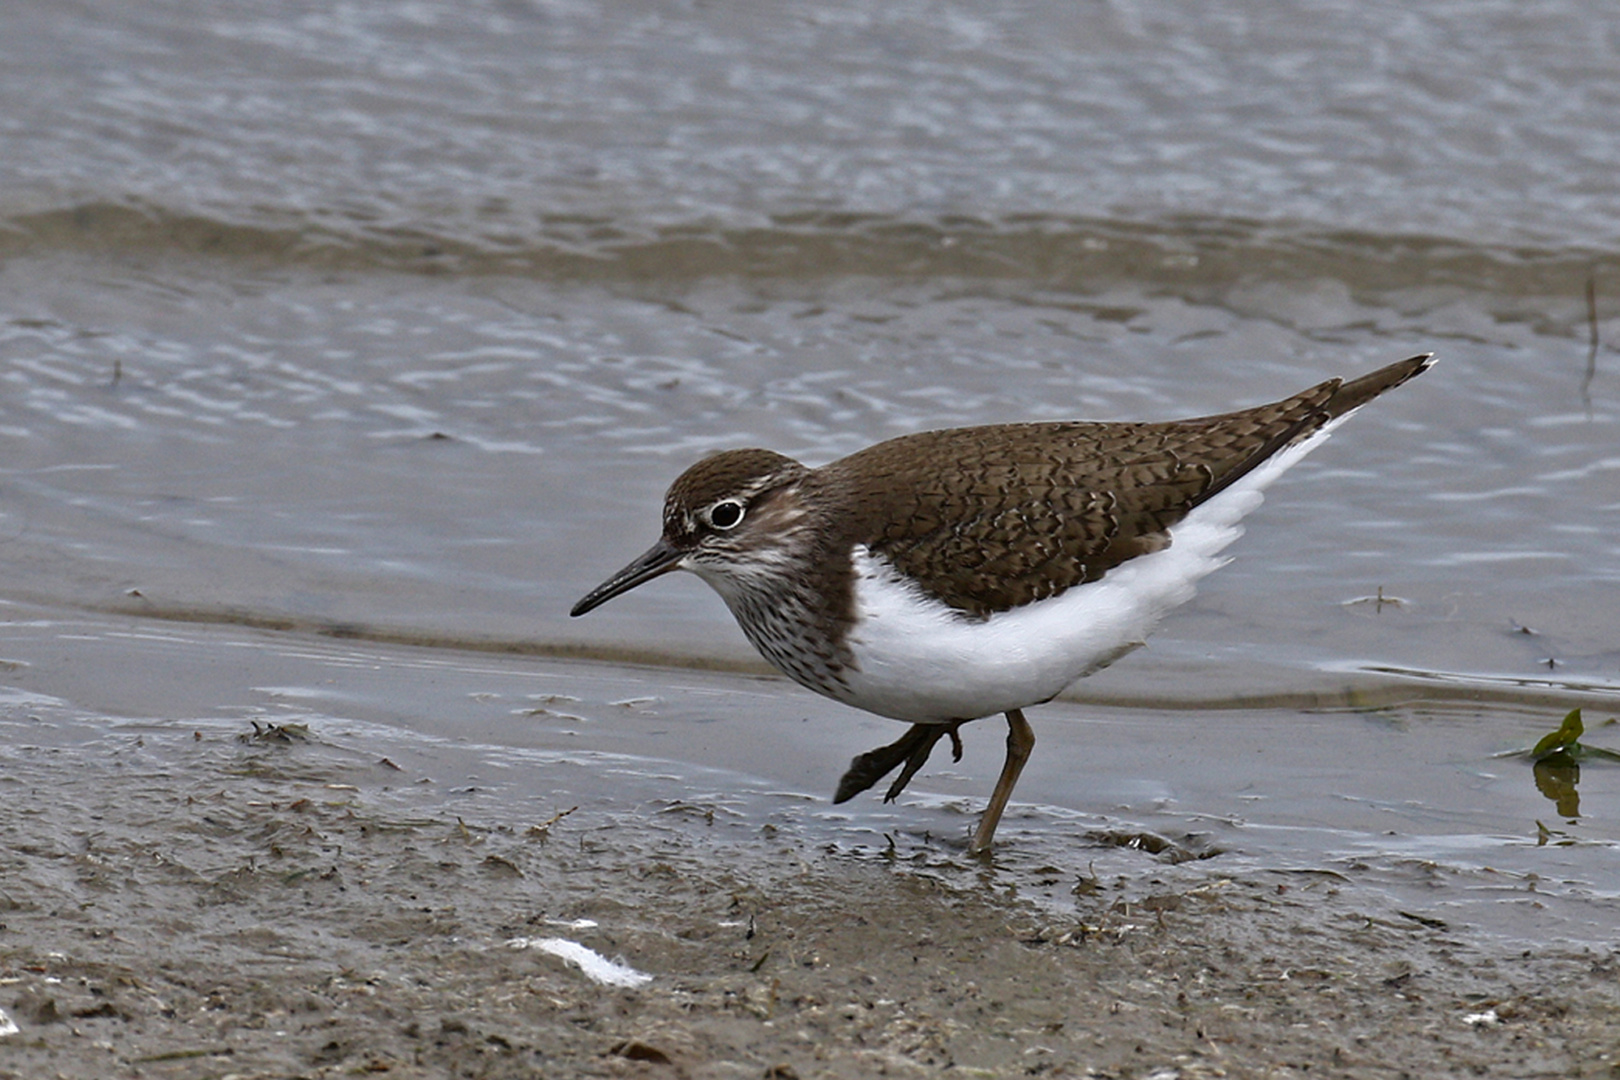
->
[833, 721, 964, 804]
[967, 709, 1035, 855]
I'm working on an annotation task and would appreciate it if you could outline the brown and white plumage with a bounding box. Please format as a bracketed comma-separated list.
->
[572, 353, 1434, 852]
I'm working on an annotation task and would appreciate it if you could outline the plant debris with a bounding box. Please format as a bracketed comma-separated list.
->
[1526, 709, 1620, 764]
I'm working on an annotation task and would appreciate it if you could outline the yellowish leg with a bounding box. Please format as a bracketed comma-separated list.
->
[968, 708, 1035, 855]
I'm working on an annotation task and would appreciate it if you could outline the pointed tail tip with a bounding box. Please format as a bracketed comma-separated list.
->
[1331, 351, 1437, 416]
[1394, 351, 1437, 380]
[1390, 350, 1438, 388]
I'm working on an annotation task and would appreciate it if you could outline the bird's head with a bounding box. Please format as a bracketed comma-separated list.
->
[570, 448, 811, 616]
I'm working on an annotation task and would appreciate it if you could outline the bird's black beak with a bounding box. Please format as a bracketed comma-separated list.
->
[570, 536, 685, 617]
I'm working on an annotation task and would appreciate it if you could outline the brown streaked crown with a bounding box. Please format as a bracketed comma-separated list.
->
[660, 448, 809, 541]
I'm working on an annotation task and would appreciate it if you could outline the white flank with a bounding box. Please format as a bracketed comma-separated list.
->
[0, 1006, 18, 1038]
[508, 936, 653, 988]
[840, 416, 1353, 722]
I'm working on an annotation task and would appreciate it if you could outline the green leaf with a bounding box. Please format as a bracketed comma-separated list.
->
[1530, 708, 1584, 762]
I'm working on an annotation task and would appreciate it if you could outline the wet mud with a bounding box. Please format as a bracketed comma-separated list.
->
[3, 719, 1616, 1080]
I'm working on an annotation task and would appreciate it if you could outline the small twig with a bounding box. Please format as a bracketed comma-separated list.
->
[526, 805, 578, 843]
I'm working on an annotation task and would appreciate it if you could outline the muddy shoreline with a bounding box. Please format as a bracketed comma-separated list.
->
[3, 720, 1615, 1080]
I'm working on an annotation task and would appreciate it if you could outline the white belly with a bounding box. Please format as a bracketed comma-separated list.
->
[838, 420, 1346, 722]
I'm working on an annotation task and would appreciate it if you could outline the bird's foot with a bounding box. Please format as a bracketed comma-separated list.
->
[883, 721, 963, 802]
[832, 721, 966, 804]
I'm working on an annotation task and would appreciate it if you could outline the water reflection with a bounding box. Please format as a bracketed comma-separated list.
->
[1533, 752, 1581, 818]
[1522, 707, 1620, 824]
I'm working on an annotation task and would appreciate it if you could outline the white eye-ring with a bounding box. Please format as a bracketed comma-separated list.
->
[708, 500, 744, 530]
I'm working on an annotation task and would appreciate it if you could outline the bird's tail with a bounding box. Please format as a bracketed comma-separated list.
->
[1325, 353, 1436, 418]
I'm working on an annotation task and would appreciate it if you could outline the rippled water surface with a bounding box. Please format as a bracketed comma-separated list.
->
[2, 0, 1618, 951]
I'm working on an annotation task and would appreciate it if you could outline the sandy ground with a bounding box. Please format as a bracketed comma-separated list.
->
[2, 719, 1618, 1080]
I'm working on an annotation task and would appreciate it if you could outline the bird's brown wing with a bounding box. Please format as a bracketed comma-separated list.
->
[815, 379, 1345, 618]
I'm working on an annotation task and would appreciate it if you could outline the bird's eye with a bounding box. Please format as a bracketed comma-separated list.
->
[708, 500, 744, 530]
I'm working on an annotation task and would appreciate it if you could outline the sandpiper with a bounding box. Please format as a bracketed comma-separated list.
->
[572, 353, 1434, 853]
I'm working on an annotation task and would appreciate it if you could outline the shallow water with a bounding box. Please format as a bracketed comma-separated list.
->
[2, 0, 1619, 958]
[2, 608, 1615, 953]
